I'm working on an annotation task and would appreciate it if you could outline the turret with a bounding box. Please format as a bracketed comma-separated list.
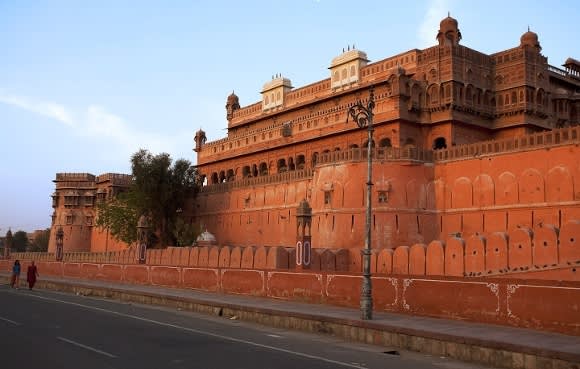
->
[520, 27, 542, 52]
[194, 129, 207, 153]
[226, 91, 240, 121]
[436, 14, 462, 46]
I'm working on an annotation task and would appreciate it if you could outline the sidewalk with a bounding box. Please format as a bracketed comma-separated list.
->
[2, 273, 578, 369]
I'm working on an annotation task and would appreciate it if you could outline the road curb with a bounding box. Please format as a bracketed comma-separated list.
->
[3, 276, 578, 369]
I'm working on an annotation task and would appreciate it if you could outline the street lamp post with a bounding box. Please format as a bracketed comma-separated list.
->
[137, 214, 149, 264]
[55, 226, 64, 261]
[347, 88, 375, 320]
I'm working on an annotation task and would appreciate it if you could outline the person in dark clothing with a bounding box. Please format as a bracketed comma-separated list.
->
[27, 261, 39, 290]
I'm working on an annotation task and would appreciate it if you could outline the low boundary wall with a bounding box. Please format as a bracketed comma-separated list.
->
[2, 259, 578, 336]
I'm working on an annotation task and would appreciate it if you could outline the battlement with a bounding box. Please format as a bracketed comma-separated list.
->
[96, 173, 133, 185]
[316, 146, 433, 166]
[55, 173, 95, 182]
[433, 126, 580, 162]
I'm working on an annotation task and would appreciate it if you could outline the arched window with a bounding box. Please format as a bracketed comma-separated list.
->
[252, 164, 258, 177]
[379, 138, 392, 147]
[226, 169, 235, 181]
[219, 171, 226, 183]
[350, 65, 356, 78]
[288, 157, 295, 171]
[403, 138, 416, 147]
[277, 158, 287, 173]
[433, 137, 447, 150]
[242, 166, 251, 178]
[211, 172, 219, 184]
[311, 152, 319, 167]
[259, 162, 268, 176]
[362, 139, 376, 148]
[428, 85, 439, 104]
[465, 85, 472, 102]
[341, 68, 347, 81]
[296, 154, 306, 169]
[537, 89, 545, 107]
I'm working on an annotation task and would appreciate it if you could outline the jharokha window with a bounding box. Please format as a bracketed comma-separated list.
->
[378, 191, 389, 203]
[324, 191, 332, 206]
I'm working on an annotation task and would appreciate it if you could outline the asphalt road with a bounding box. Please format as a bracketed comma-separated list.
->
[0, 285, 496, 369]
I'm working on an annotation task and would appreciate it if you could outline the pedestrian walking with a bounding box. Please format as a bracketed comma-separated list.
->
[11, 260, 21, 289]
[27, 261, 39, 290]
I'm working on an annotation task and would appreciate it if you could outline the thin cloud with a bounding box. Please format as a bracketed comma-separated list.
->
[0, 92, 174, 158]
[417, 0, 453, 48]
[0, 93, 74, 126]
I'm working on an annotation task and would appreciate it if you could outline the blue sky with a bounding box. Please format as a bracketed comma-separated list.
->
[1, 0, 578, 232]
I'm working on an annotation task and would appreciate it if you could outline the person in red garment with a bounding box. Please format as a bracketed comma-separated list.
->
[27, 261, 39, 290]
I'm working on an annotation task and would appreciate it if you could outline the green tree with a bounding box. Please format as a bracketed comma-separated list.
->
[172, 217, 202, 247]
[30, 228, 50, 252]
[12, 230, 29, 252]
[96, 149, 199, 246]
[96, 190, 142, 244]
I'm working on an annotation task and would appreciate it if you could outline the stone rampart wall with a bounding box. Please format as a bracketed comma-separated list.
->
[11, 220, 579, 281]
[1, 257, 578, 336]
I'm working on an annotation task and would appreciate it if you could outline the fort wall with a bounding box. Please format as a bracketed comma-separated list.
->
[193, 130, 580, 249]
[6, 221, 579, 335]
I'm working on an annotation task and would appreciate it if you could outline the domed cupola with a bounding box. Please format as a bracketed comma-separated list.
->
[436, 13, 462, 46]
[195, 229, 217, 246]
[226, 91, 240, 121]
[520, 27, 541, 52]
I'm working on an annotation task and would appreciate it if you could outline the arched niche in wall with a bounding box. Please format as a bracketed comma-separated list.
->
[426, 179, 445, 210]
[496, 171, 518, 205]
[519, 168, 544, 204]
[406, 179, 426, 209]
[545, 165, 573, 202]
[473, 174, 494, 207]
[451, 177, 473, 209]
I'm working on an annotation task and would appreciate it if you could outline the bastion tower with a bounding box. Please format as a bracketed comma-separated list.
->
[48, 173, 132, 253]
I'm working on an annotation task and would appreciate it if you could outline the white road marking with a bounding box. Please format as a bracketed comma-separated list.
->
[28, 293, 367, 369]
[267, 334, 282, 338]
[0, 316, 21, 325]
[57, 336, 117, 358]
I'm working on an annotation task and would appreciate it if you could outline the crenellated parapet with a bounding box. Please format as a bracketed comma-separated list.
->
[96, 173, 132, 185]
[373, 221, 580, 279]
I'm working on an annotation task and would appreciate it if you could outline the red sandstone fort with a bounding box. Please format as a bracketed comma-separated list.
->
[49, 16, 579, 255]
[12, 15, 577, 335]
